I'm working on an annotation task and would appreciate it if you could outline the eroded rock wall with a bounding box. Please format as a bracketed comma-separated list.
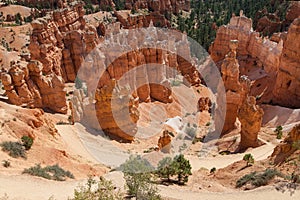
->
[210, 14, 300, 108]
[273, 18, 300, 108]
[125, 0, 190, 14]
[29, 2, 99, 82]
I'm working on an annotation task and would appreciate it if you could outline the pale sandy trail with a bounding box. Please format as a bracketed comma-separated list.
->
[1, 173, 299, 200]
[0, 174, 82, 200]
[158, 185, 300, 200]
[0, 123, 297, 200]
[187, 137, 275, 170]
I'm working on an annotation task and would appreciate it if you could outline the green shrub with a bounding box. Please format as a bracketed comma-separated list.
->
[23, 164, 74, 181]
[236, 169, 281, 188]
[292, 140, 300, 150]
[156, 154, 192, 185]
[170, 79, 182, 87]
[119, 155, 161, 199]
[275, 125, 283, 139]
[2, 160, 10, 168]
[185, 126, 196, 138]
[210, 167, 216, 173]
[21, 136, 33, 150]
[72, 176, 123, 200]
[236, 172, 257, 188]
[171, 154, 192, 185]
[252, 169, 279, 187]
[243, 154, 254, 166]
[157, 157, 175, 181]
[1, 141, 26, 158]
[75, 77, 83, 89]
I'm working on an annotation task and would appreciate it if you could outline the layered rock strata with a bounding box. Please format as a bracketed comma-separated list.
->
[74, 24, 202, 141]
[238, 96, 264, 151]
[1, 2, 98, 113]
[210, 13, 300, 108]
[272, 17, 300, 108]
[125, 0, 190, 14]
[271, 124, 300, 164]
[28, 2, 99, 82]
[1, 60, 67, 113]
[220, 40, 264, 150]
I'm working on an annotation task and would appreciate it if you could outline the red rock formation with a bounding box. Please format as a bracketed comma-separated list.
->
[273, 17, 300, 108]
[158, 130, 172, 153]
[238, 96, 264, 151]
[198, 97, 212, 112]
[15, 0, 70, 9]
[256, 14, 281, 36]
[220, 40, 245, 134]
[210, 14, 300, 109]
[114, 10, 170, 29]
[210, 14, 283, 75]
[125, 0, 190, 14]
[29, 2, 99, 82]
[271, 124, 300, 164]
[285, 1, 300, 23]
[74, 25, 201, 142]
[0, 2, 95, 113]
[98, 0, 115, 10]
[95, 79, 139, 142]
[1, 60, 67, 113]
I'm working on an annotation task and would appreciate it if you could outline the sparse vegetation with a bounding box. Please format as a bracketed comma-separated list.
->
[210, 167, 216, 174]
[170, 79, 182, 87]
[206, 122, 211, 126]
[75, 77, 83, 89]
[157, 155, 192, 185]
[243, 153, 254, 166]
[23, 164, 74, 181]
[179, 143, 188, 152]
[275, 125, 283, 139]
[21, 136, 33, 150]
[2, 160, 11, 168]
[157, 157, 175, 182]
[236, 169, 282, 188]
[0, 141, 26, 158]
[185, 126, 196, 138]
[171, 154, 192, 185]
[71, 176, 123, 200]
[120, 155, 161, 199]
[56, 121, 70, 125]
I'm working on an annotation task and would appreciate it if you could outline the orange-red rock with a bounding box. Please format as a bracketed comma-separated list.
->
[273, 17, 300, 108]
[238, 96, 264, 151]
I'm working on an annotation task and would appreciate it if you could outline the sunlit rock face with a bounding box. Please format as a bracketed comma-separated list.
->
[210, 13, 300, 108]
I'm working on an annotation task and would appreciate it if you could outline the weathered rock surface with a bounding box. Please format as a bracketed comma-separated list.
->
[72, 24, 202, 142]
[115, 10, 170, 29]
[1, 2, 99, 113]
[125, 0, 190, 14]
[273, 17, 300, 108]
[157, 130, 172, 153]
[220, 40, 263, 147]
[29, 2, 99, 82]
[238, 96, 264, 151]
[95, 79, 139, 142]
[1, 60, 67, 113]
[271, 124, 300, 164]
[15, 0, 70, 9]
[210, 13, 300, 108]
[198, 97, 212, 112]
[220, 40, 248, 135]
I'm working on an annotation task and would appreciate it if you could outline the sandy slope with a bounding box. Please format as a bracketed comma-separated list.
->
[187, 137, 275, 170]
[262, 105, 300, 129]
[0, 121, 299, 200]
